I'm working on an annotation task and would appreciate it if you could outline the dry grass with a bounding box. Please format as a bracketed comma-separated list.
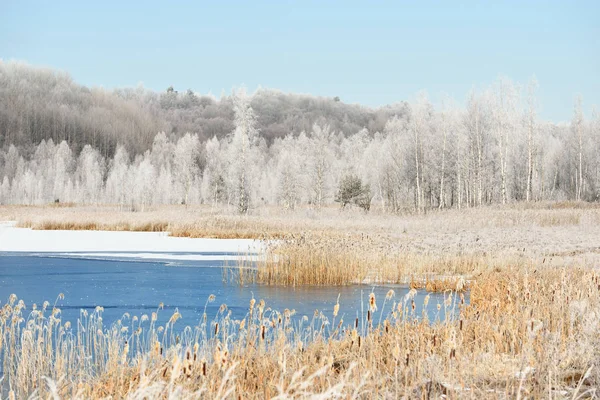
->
[2, 264, 599, 398]
[249, 233, 497, 288]
[4, 202, 600, 287]
[1, 202, 600, 397]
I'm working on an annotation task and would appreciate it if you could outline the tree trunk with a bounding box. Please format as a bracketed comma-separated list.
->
[439, 119, 447, 209]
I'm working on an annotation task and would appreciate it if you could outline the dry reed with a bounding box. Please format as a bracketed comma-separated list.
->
[1, 264, 599, 398]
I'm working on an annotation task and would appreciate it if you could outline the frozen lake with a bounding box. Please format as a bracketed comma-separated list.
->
[0, 225, 464, 332]
[0, 252, 460, 331]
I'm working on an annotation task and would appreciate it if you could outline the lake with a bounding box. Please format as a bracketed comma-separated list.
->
[0, 252, 463, 332]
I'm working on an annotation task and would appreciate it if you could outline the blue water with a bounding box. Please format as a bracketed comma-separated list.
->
[0, 253, 461, 331]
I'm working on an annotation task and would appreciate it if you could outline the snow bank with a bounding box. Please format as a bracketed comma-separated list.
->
[0, 222, 263, 255]
[58, 252, 260, 262]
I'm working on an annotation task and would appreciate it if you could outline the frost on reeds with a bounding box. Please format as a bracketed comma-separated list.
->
[249, 231, 491, 288]
[2, 265, 600, 398]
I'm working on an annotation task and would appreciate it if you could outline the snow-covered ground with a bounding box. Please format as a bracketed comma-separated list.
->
[0, 222, 263, 261]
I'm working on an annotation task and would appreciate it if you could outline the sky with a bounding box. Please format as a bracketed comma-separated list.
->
[1, 0, 598, 122]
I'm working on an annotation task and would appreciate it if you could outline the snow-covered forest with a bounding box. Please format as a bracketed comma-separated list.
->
[1, 61, 598, 211]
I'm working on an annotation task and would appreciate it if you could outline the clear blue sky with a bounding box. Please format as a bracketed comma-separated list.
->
[1, 1, 598, 122]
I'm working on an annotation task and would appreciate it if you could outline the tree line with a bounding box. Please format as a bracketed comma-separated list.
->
[0, 61, 404, 157]
[0, 62, 598, 212]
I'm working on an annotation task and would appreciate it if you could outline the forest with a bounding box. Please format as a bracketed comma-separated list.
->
[1, 60, 598, 212]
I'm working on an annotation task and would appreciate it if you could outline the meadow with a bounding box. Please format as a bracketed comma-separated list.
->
[1, 203, 600, 398]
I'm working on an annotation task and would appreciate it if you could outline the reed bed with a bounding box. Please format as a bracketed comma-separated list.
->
[5, 204, 600, 263]
[247, 232, 517, 288]
[1, 265, 599, 399]
[2, 203, 600, 397]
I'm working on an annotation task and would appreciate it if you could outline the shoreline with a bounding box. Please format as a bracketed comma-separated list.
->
[0, 222, 263, 256]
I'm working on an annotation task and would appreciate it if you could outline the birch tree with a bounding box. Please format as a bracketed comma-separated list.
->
[173, 133, 200, 205]
[492, 78, 519, 204]
[227, 89, 260, 214]
[572, 96, 585, 201]
[307, 123, 335, 208]
[525, 78, 538, 202]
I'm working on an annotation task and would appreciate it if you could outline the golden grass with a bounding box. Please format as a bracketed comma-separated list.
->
[4, 202, 600, 288]
[249, 233, 497, 288]
[2, 264, 599, 398]
[4, 202, 600, 238]
[2, 203, 600, 396]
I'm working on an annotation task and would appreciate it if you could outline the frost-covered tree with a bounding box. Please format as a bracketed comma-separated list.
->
[173, 133, 200, 205]
[105, 145, 131, 207]
[226, 89, 261, 213]
[0, 176, 10, 204]
[201, 136, 227, 206]
[273, 134, 304, 209]
[75, 145, 105, 204]
[1, 69, 598, 209]
[132, 153, 156, 210]
[307, 123, 335, 208]
[53, 141, 74, 203]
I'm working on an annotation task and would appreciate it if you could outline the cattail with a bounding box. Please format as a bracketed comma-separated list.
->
[261, 325, 266, 340]
[215, 323, 219, 336]
[355, 317, 359, 329]
[444, 293, 453, 307]
[459, 320, 463, 331]
[369, 293, 377, 312]
[333, 303, 340, 317]
[456, 277, 465, 292]
[221, 350, 229, 370]
[121, 341, 129, 365]
[392, 343, 401, 361]
[168, 309, 182, 325]
[386, 289, 395, 300]
[201, 358, 207, 376]
[239, 319, 246, 330]
[213, 342, 222, 365]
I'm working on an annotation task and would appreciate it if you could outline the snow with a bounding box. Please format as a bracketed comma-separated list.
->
[0, 222, 263, 259]
[59, 252, 259, 262]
